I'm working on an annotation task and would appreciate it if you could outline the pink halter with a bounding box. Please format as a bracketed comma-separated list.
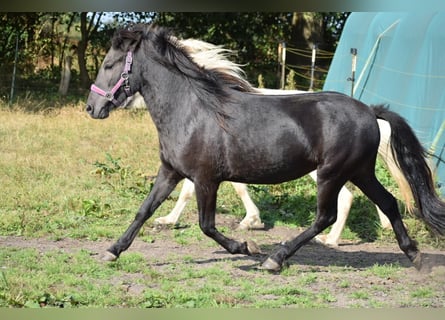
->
[90, 51, 133, 106]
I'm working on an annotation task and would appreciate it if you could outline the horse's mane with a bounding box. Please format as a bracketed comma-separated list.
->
[112, 24, 257, 125]
[178, 38, 257, 93]
[113, 24, 255, 94]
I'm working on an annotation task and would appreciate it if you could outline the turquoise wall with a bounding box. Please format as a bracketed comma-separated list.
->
[324, 12, 445, 195]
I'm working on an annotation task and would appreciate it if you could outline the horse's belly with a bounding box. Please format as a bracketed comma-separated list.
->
[225, 146, 316, 184]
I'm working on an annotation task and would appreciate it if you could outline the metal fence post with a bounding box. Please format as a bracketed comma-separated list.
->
[347, 48, 357, 98]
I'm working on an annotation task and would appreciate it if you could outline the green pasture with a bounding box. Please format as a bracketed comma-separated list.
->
[0, 102, 443, 308]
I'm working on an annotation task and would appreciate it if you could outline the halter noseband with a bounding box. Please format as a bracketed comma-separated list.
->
[90, 51, 133, 106]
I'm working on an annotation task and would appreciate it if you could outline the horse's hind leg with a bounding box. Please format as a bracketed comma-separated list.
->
[351, 173, 421, 269]
[154, 178, 195, 226]
[261, 177, 342, 272]
[376, 206, 392, 229]
[232, 182, 264, 230]
[195, 181, 261, 256]
[315, 185, 354, 246]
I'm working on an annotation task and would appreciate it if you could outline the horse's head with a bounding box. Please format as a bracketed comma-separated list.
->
[86, 26, 144, 119]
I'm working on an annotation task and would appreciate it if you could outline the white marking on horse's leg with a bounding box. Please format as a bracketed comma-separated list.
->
[233, 182, 264, 230]
[376, 206, 392, 229]
[322, 186, 354, 247]
[154, 179, 195, 225]
[310, 170, 354, 247]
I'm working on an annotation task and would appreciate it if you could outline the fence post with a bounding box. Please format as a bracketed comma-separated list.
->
[309, 44, 317, 92]
[9, 33, 19, 105]
[279, 41, 286, 89]
[58, 56, 72, 96]
[347, 48, 357, 98]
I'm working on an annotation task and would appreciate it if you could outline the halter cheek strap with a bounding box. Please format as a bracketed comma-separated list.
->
[90, 51, 133, 106]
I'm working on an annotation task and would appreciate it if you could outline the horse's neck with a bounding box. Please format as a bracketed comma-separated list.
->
[140, 70, 195, 134]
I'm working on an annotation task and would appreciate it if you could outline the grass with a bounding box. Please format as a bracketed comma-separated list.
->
[0, 103, 162, 240]
[3, 243, 443, 308]
[0, 101, 444, 308]
[1, 101, 438, 243]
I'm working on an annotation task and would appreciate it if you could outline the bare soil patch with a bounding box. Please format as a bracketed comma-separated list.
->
[2, 214, 445, 307]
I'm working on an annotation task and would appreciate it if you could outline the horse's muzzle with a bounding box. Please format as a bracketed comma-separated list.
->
[86, 104, 109, 119]
[86, 104, 93, 115]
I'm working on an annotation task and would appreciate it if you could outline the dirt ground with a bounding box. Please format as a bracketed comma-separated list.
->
[2, 214, 445, 307]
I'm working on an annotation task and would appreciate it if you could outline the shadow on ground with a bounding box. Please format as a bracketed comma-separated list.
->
[190, 241, 445, 273]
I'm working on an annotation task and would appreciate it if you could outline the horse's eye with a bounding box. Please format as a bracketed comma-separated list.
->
[104, 64, 113, 70]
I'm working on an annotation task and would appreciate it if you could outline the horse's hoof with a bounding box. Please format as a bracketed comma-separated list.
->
[313, 235, 326, 244]
[246, 240, 262, 255]
[258, 257, 282, 272]
[412, 252, 422, 271]
[239, 221, 265, 230]
[153, 219, 177, 231]
[153, 218, 163, 225]
[313, 235, 339, 247]
[153, 217, 173, 226]
[101, 251, 118, 262]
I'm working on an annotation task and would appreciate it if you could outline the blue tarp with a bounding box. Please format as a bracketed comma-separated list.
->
[323, 12, 445, 196]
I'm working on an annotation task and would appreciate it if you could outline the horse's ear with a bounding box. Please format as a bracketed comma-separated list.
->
[112, 26, 143, 52]
[127, 37, 141, 52]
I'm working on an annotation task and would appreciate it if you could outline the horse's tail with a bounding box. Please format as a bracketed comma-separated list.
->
[373, 105, 445, 236]
[376, 119, 415, 213]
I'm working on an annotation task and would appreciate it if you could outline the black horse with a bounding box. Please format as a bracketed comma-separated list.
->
[86, 24, 445, 272]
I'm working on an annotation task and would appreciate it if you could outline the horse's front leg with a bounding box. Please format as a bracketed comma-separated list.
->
[195, 182, 261, 255]
[154, 178, 195, 226]
[103, 164, 183, 261]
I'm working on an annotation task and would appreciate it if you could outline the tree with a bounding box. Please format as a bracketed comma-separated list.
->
[77, 12, 103, 89]
[283, 12, 350, 90]
[154, 13, 289, 87]
[0, 13, 43, 96]
[0, 12, 350, 100]
[152, 12, 350, 89]
[58, 55, 72, 96]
